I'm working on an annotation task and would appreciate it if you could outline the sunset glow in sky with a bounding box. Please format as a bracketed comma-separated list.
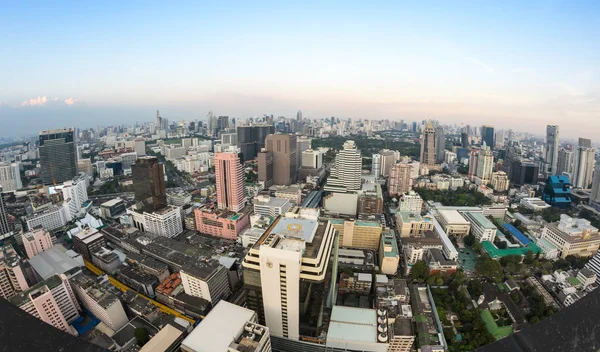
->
[1, 1, 599, 139]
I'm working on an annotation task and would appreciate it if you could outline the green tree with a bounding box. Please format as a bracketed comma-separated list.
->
[410, 260, 430, 283]
[464, 233, 476, 247]
[524, 250, 534, 264]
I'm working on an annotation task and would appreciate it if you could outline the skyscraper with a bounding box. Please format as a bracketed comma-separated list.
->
[461, 132, 469, 148]
[579, 138, 592, 148]
[372, 154, 381, 178]
[265, 134, 297, 186]
[39, 128, 78, 185]
[237, 124, 276, 162]
[589, 164, 600, 210]
[495, 131, 505, 149]
[0, 186, 10, 240]
[379, 149, 397, 177]
[0, 244, 29, 299]
[215, 151, 246, 212]
[468, 146, 494, 185]
[242, 214, 337, 340]
[545, 125, 560, 176]
[481, 125, 495, 150]
[435, 126, 445, 163]
[257, 150, 274, 189]
[0, 162, 22, 192]
[557, 148, 573, 175]
[324, 140, 362, 192]
[296, 110, 302, 121]
[573, 145, 595, 188]
[132, 156, 167, 211]
[419, 122, 436, 165]
[388, 162, 416, 195]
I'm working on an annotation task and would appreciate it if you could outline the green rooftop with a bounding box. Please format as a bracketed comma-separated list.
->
[481, 241, 542, 259]
[464, 212, 497, 229]
[382, 231, 399, 257]
[567, 277, 582, 286]
[480, 309, 513, 340]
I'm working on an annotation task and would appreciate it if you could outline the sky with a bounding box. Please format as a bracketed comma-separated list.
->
[1, 0, 599, 139]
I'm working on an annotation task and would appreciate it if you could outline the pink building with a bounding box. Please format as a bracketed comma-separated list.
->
[9, 274, 80, 335]
[0, 244, 29, 298]
[215, 152, 246, 212]
[194, 206, 250, 240]
[22, 226, 54, 259]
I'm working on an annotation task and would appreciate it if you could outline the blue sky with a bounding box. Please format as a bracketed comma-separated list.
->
[1, 0, 599, 139]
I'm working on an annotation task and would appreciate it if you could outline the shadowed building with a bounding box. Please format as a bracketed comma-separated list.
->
[39, 128, 78, 185]
[132, 156, 167, 211]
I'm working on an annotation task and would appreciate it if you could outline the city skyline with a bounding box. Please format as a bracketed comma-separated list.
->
[1, 1, 600, 139]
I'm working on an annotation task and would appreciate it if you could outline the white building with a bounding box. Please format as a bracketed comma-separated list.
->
[462, 212, 497, 242]
[242, 216, 337, 340]
[57, 173, 89, 218]
[520, 197, 551, 212]
[540, 214, 600, 258]
[180, 264, 230, 304]
[22, 226, 54, 259]
[26, 203, 72, 231]
[398, 191, 423, 215]
[70, 273, 128, 332]
[324, 140, 362, 192]
[9, 274, 80, 335]
[128, 205, 183, 238]
[436, 210, 470, 237]
[444, 151, 457, 164]
[573, 146, 595, 188]
[301, 149, 323, 169]
[0, 162, 22, 192]
[253, 195, 291, 217]
[468, 147, 494, 185]
[491, 171, 510, 192]
[181, 301, 271, 352]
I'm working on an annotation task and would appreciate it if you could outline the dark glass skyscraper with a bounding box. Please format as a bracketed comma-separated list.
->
[237, 124, 275, 162]
[132, 156, 167, 211]
[39, 128, 78, 185]
[0, 186, 11, 239]
[481, 125, 495, 149]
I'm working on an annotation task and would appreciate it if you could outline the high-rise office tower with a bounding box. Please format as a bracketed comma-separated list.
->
[557, 148, 573, 175]
[301, 149, 323, 169]
[324, 140, 362, 192]
[0, 162, 22, 192]
[589, 164, 600, 209]
[10, 274, 81, 335]
[495, 131, 505, 149]
[215, 152, 246, 212]
[155, 110, 161, 129]
[132, 156, 167, 211]
[579, 138, 592, 148]
[468, 146, 494, 185]
[545, 125, 560, 176]
[0, 244, 29, 299]
[296, 137, 312, 171]
[265, 134, 297, 186]
[39, 128, 78, 185]
[481, 125, 495, 150]
[388, 162, 416, 195]
[237, 125, 276, 162]
[461, 132, 469, 148]
[419, 122, 436, 165]
[435, 126, 446, 163]
[0, 186, 11, 240]
[296, 110, 303, 121]
[242, 214, 337, 340]
[257, 150, 274, 189]
[372, 154, 381, 178]
[573, 145, 595, 188]
[379, 149, 397, 177]
[60, 173, 89, 218]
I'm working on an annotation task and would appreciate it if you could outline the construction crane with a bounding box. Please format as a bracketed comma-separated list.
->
[48, 163, 57, 186]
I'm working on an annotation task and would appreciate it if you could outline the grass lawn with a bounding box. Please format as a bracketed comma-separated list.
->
[480, 309, 513, 341]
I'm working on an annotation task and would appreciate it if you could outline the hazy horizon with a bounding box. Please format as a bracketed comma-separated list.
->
[2, 1, 599, 140]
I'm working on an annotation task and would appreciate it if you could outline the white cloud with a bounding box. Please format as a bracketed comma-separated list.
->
[64, 98, 79, 106]
[20, 96, 48, 106]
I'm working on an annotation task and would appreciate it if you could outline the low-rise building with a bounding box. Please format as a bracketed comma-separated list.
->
[180, 300, 271, 352]
[379, 230, 400, 275]
[540, 214, 600, 258]
[128, 204, 183, 239]
[92, 247, 122, 275]
[329, 217, 383, 250]
[72, 227, 106, 262]
[339, 272, 373, 294]
[425, 248, 458, 275]
[326, 306, 390, 352]
[194, 205, 251, 240]
[519, 197, 551, 212]
[100, 198, 127, 220]
[253, 195, 291, 217]
[436, 210, 470, 237]
[26, 203, 72, 232]
[388, 317, 415, 352]
[396, 212, 434, 238]
[462, 212, 497, 242]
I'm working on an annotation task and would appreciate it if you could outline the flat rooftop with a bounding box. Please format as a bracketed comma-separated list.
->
[29, 246, 83, 280]
[271, 217, 319, 243]
[327, 306, 378, 344]
[399, 212, 432, 223]
[438, 210, 469, 224]
[139, 324, 183, 352]
[464, 212, 496, 229]
[181, 301, 257, 352]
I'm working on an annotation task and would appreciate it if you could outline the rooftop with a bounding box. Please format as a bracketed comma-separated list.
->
[394, 317, 414, 336]
[29, 246, 83, 280]
[139, 324, 184, 352]
[481, 241, 542, 259]
[100, 198, 125, 207]
[70, 273, 120, 309]
[9, 275, 64, 307]
[464, 212, 496, 229]
[271, 217, 319, 243]
[399, 212, 432, 223]
[438, 209, 469, 224]
[181, 301, 259, 352]
[327, 306, 378, 344]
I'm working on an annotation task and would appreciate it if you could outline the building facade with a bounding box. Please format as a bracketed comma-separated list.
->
[265, 134, 297, 186]
[0, 244, 29, 299]
[22, 226, 53, 259]
[0, 162, 22, 192]
[39, 128, 78, 185]
[215, 152, 247, 212]
[257, 150, 274, 189]
[132, 156, 167, 211]
[324, 140, 362, 192]
[540, 215, 600, 258]
[545, 125, 560, 176]
[420, 122, 436, 166]
[71, 273, 128, 331]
